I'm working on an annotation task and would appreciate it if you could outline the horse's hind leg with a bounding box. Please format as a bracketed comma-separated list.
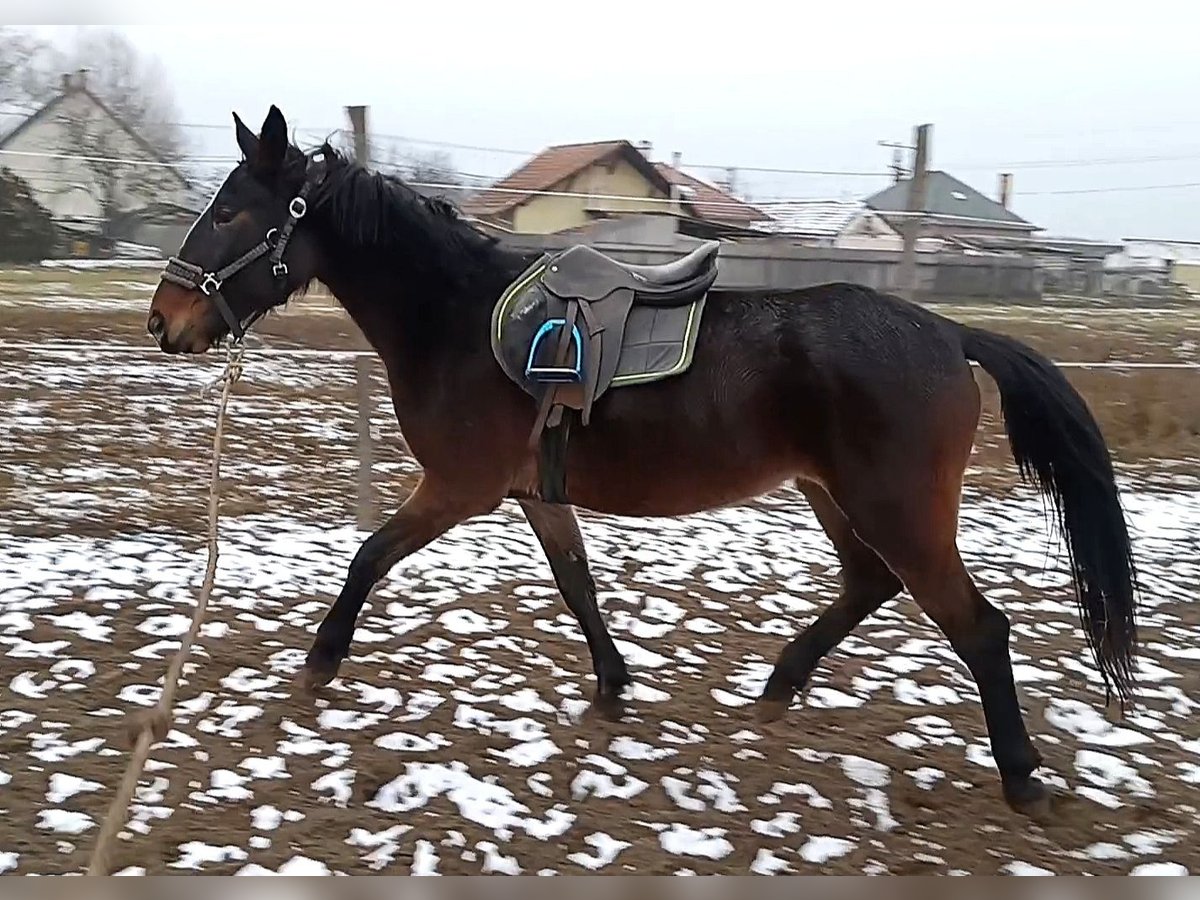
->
[826, 449, 1048, 818]
[758, 480, 903, 720]
[907, 552, 1049, 818]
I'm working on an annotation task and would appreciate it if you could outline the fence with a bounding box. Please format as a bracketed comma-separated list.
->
[5, 340, 1197, 533]
[499, 224, 1043, 301]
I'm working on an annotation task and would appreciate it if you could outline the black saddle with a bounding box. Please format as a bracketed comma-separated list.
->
[543, 240, 720, 300]
[491, 240, 720, 502]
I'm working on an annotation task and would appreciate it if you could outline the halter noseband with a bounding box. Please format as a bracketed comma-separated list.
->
[160, 149, 328, 343]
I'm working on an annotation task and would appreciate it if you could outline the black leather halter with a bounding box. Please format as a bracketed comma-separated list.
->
[160, 150, 328, 342]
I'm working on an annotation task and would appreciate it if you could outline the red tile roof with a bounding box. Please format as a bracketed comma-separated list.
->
[462, 140, 662, 217]
[462, 140, 773, 229]
[653, 163, 771, 226]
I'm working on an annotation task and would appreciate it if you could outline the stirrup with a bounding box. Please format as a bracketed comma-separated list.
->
[525, 318, 583, 383]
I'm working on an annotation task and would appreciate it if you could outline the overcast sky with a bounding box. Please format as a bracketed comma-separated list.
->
[24, 2, 1200, 241]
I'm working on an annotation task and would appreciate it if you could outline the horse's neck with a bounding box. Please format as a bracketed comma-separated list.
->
[317, 253, 513, 375]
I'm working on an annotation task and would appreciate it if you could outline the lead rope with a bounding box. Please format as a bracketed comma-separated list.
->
[85, 344, 245, 876]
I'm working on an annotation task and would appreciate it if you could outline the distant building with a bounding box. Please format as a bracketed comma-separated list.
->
[751, 198, 918, 250]
[865, 170, 1038, 241]
[0, 69, 197, 256]
[1105, 239, 1200, 298]
[461, 139, 770, 236]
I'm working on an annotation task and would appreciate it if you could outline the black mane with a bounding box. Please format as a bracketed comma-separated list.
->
[307, 145, 524, 290]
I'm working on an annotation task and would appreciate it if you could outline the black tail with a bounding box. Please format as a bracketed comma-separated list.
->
[959, 325, 1139, 707]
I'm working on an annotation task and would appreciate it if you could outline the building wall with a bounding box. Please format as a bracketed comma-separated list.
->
[1, 91, 189, 224]
[1171, 261, 1200, 294]
[511, 157, 679, 233]
[832, 211, 905, 251]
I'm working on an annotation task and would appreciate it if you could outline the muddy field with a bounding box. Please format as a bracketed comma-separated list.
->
[1, 266, 1197, 875]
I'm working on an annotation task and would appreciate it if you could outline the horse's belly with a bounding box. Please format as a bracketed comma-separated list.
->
[562, 426, 814, 517]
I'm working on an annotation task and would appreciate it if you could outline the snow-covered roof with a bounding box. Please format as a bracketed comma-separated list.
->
[749, 199, 867, 236]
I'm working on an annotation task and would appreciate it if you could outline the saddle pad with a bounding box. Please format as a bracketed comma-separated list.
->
[490, 259, 708, 396]
[609, 299, 707, 386]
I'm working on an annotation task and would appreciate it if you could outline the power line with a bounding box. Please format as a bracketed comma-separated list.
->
[6, 147, 1200, 214]
[1016, 181, 1200, 197]
[683, 162, 885, 178]
[11, 102, 1200, 175]
[952, 151, 1200, 171]
[0, 148, 237, 167]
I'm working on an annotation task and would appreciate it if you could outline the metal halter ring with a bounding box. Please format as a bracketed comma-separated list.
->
[273, 262, 289, 278]
[288, 197, 308, 219]
[200, 273, 222, 296]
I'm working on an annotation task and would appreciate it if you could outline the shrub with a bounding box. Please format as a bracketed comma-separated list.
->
[0, 167, 59, 263]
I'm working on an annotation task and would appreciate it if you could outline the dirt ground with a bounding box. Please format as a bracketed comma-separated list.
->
[1, 267, 1197, 875]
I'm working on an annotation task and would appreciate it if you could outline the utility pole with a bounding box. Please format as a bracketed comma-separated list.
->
[345, 104, 376, 531]
[897, 123, 931, 302]
[345, 105, 370, 166]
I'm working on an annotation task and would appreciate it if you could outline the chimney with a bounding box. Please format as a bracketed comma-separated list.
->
[634, 140, 653, 160]
[670, 151, 682, 170]
[998, 172, 1013, 209]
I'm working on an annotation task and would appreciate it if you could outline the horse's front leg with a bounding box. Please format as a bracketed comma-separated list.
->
[519, 499, 630, 719]
[301, 475, 497, 689]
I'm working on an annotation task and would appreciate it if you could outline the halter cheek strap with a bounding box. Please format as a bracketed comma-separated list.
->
[160, 151, 327, 343]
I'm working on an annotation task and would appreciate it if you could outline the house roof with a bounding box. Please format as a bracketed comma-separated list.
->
[749, 199, 869, 236]
[651, 163, 771, 226]
[0, 107, 32, 145]
[461, 140, 674, 218]
[0, 75, 191, 192]
[866, 171, 1035, 230]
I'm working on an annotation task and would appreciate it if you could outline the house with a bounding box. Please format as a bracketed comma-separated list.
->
[750, 199, 899, 249]
[0, 69, 196, 256]
[865, 170, 1038, 241]
[1105, 239, 1200, 298]
[461, 139, 770, 236]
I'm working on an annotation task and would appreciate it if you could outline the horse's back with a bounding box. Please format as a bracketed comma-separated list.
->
[560, 282, 976, 514]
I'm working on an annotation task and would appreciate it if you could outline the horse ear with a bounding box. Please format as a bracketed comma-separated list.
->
[256, 105, 288, 174]
[233, 111, 258, 161]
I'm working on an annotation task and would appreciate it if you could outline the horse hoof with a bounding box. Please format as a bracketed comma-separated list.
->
[298, 654, 341, 693]
[754, 696, 791, 723]
[585, 692, 626, 723]
[1004, 776, 1057, 824]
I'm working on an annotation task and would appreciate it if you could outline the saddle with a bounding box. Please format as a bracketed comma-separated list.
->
[491, 240, 720, 503]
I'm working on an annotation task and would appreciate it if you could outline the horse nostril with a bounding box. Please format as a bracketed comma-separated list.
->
[148, 311, 166, 342]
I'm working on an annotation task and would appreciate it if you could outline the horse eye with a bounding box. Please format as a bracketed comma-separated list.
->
[212, 206, 236, 226]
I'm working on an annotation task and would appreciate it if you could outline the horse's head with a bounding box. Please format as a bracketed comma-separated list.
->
[147, 105, 326, 353]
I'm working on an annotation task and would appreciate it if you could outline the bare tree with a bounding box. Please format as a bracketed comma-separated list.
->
[402, 148, 463, 187]
[3, 29, 190, 165]
[2, 28, 194, 245]
[52, 99, 183, 242]
[0, 28, 58, 108]
[56, 30, 187, 163]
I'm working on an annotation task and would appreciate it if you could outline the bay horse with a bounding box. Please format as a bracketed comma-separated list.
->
[146, 106, 1139, 820]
